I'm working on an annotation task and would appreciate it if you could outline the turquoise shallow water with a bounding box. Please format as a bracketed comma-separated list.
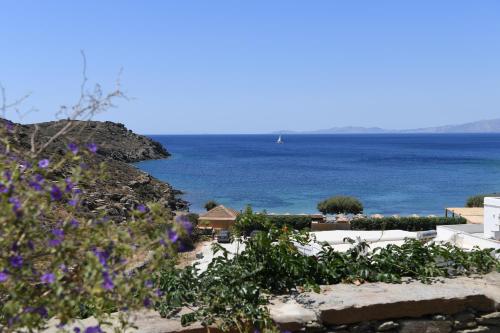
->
[135, 134, 500, 215]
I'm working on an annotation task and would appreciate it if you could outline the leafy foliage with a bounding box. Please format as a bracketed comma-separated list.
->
[233, 206, 271, 236]
[267, 215, 312, 230]
[466, 193, 500, 207]
[317, 196, 363, 215]
[204, 200, 219, 211]
[155, 225, 499, 331]
[351, 216, 466, 231]
[0, 122, 189, 332]
[234, 207, 313, 236]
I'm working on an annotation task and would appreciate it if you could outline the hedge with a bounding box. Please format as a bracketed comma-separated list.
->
[350, 216, 466, 231]
[466, 193, 500, 208]
[266, 215, 312, 230]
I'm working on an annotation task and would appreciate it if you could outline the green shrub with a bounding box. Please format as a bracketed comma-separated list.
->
[155, 228, 499, 331]
[466, 193, 499, 207]
[266, 215, 312, 230]
[233, 206, 270, 236]
[234, 207, 312, 236]
[317, 196, 363, 215]
[204, 200, 219, 211]
[351, 216, 466, 231]
[0, 126, 187, 332]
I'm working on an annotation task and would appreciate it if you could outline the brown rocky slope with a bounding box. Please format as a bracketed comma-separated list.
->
[3, 119, 188, 221]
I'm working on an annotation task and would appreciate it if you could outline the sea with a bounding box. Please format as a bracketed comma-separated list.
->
[135, 134, 500, 216]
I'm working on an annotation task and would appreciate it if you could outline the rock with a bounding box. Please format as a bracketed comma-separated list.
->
[456, 326, 496, 333]
[377, 321, 399, 331]
[349, 322, 374, 333]
[477, 312, 500, 326]
[5, 118, 189, 219]
[455, 312, 477, 322]
[399, 319, 452, 333]
[455, 320, 479, 330]
[306, 273, 500, 325]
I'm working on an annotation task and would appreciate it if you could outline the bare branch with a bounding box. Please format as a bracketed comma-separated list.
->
[34, 51, 126, 156]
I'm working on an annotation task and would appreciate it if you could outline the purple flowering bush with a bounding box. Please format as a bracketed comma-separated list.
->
[0, 124, 190, 332]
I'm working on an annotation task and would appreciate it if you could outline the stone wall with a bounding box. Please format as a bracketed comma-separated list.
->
[306, 310, 500, 333]
[43, 272, 500, 333]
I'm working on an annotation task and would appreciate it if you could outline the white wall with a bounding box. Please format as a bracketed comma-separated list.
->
[484, 197, 500, 240]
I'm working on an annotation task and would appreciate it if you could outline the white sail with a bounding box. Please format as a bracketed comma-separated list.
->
[277, 135, 283, 144]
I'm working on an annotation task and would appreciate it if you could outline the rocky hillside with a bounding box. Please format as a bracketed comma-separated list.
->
[21, 120, 170, 162]
[3, 119, 188, 221]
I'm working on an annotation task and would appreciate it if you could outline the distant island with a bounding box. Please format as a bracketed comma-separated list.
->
[274, 118, 500, 134]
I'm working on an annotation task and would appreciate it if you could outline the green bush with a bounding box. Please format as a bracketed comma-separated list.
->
[233, 206, 270, 236]
[317, 196, 363, 215]
[351, 216, 466, 231]
[234, 207, 312, 236]
[155, 228, 499, 331]
[0, 125, 187, 332]
[466, 193, 499, 207]
[204, 200, 219, 211]
[266, 215, 312, 230]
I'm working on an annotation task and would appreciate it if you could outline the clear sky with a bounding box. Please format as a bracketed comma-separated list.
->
[1, 1, 499, 134]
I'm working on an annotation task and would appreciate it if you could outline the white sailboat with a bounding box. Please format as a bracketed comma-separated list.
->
[276, 135, 284, 144]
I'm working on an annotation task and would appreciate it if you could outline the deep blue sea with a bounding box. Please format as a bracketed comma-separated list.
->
[135, 134, 500, 216]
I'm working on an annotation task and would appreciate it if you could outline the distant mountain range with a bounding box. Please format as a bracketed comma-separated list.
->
[273, 118, 500, 134]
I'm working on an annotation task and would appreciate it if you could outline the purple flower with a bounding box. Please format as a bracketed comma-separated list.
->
[29, 181, 43, 191]
[167, 229, 179, 243]
[40, 273, 55, 284]
[136, 204, 147, 213]
[34, 173, 44, 182]
[65, 178, 74, 192]
[144, 280, 154, 288]
[0, 183, 8, 193]
[68, 199, 78, 207]
[70, 219, 79, 228]
[50, 185, 63, 201]
[52, 228, 64, 238]
[84, 326, 102, 333]
[101, 271, 114, 290]
[93, 249, 109, 267]
[9, 255, 23, 269]
[0, 271, 9, 282]
[143, 297, 153, 308]
[48, 239, 62, 247]
[74, 328, 81, 333]
[8, 197, 21, 213]
[38, 159, 49, 169]
[155, 288, 164, 297]
[68, 142, 79, 155]
[4, 170, 12, 181]
[48, 228, 64, 247]
[36, 307, 48, 318]
[87, 143, 98, 154]
[181, 220, 193, 235]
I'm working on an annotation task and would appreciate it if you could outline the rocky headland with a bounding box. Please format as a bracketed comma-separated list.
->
[3, 119, 188, 221]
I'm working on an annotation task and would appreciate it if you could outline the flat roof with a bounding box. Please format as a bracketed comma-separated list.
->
[445, 207, 484, 224]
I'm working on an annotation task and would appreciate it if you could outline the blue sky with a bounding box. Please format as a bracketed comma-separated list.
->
[1, 1, 499, 134]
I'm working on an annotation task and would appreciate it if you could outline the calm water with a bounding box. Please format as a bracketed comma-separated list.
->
[135, 134, 500, 215]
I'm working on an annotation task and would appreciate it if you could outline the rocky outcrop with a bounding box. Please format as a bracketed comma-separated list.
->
[3, 118, 188, 219]
[16, 119, 169, 162]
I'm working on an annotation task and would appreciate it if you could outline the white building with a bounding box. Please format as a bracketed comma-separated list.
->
[484, 197, 500, 241]
[436, 197, 500, 250]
